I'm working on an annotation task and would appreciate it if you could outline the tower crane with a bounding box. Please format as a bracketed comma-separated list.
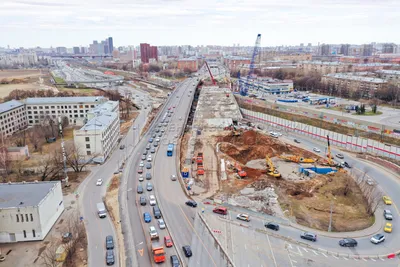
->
[240, 34, 261, 96]
[204, 61, 216, 85]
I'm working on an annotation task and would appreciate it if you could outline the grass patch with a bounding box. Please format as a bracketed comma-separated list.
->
[353, 111, 383, 116]
[58, 87, 98, 95]
[53, 76, 66, 84]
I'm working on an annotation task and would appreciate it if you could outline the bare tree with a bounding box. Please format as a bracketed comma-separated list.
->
[63, 212, 87, 265]
[0, 146, 12, 182]
[38, 153, 63, 181]
[28, 126, 45, 152]
[39, 241, 59, 267]
[65, 144, 94, 173]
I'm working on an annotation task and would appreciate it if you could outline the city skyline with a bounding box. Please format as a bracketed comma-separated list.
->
[1, 0, 399, 48]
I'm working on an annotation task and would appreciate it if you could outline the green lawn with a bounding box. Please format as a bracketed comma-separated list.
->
[53, 76, 66, 84]
[353, 111, 383, 116]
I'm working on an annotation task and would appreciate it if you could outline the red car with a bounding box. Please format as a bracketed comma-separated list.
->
[138, 167, 143, 174]
[164, 236, 173, 247]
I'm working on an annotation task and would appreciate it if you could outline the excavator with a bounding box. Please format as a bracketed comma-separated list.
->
[266, 155, 281, 178]
[325, 135, 346, 172]
[279, 155, 315, 163]
[233, 162, 247, 178]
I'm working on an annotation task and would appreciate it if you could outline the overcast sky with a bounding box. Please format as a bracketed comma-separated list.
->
[1, 0, 399, 48]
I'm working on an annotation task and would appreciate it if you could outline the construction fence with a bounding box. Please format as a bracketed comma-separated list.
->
[241, 108, 400, 161]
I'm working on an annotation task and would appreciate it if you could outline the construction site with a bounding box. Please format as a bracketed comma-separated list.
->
[180, 80, 374, 232]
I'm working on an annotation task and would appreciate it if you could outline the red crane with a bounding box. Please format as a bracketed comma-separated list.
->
[205, 61, 216, 85]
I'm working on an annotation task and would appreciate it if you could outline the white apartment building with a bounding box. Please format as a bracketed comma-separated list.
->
[0, 100, 27, 137]
[74, 101, 120, 163]
[0, 181, 64, 242]
[24, 96, 107, 126]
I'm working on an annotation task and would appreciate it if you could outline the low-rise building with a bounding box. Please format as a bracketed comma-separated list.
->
[73, 101, 120, 163]
[297, 61, 392, 76]
[0, 181, 64, 242]
[177, 58, 198, 72]
[239, 77, 294, 95]
[0, 100, 27, 137]
[322, 73, 386, 97]
[223, 56, 251, 71]
[376, 70, 400, 83]
[24, 96, 107, 126]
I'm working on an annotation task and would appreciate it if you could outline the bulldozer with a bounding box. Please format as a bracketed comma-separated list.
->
[266, 155, 281, 178]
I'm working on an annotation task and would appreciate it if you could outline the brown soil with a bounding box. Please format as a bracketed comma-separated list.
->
[217, 129, 373, 232]
[120, 111, 139, 136]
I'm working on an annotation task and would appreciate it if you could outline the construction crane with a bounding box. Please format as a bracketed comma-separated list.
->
[266, 155, 281, 178]
[205, 61, 216, 85]
[326, 135, 333, 166]
[240, 34, 261, 96]
[58, 116, 70, 187]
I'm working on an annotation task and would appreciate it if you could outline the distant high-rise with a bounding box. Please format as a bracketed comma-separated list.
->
[382, 43, 395, 54]
[73, 47, 80, 54]
[340, 44, 350, 56]
[107, 37, 113, 54]
[362, 44, 373, 56]
[140, 43, 158, 63]
[320, 44, 330, 56]
[56, 47, 67, 54]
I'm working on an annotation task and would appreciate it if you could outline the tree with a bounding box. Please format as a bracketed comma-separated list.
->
[65, 144, 94, 173]
[372, 105, 377, 114]
[360, 104, 366, 114]
[148, 64, 161, 72]
[28, 126, 45, 152]
[40, 241, 59, 267]
[0, 146, 12, 182]
[63, 212, 87, 266]
[273, 69, 285, 80]
[38, 153, 63, 181]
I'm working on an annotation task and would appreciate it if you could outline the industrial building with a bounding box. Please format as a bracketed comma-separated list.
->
[0, 100, 27, 137]
[24, 96, 107, 126]
[223, 56, 251, 71]
[73, 101, 120, 163]
[239, 77, 294, 95]
[0, 181, 64, 243]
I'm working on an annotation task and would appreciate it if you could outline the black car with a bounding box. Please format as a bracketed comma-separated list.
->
[106, 235, 114, 249]
[182, 245, 192, 257]
[170, 255, 180, 267]
[119, 145, 125, 150]
[339, 238, 357, 247]
[344, 162, 351, 168]
[185, 200, 197, 207]
[300, 232, 317, 242]
[146, 173, 152, 180]
[137, 184, 143, 194]
[265, 222, 280, 231]
[140, 196, 146, 206]
[294, 139, 300, 144]
[106, 250, 115, 265]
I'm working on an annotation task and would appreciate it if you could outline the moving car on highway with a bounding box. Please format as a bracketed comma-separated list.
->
[236, 214, 250, 222]
[170, 255, 180, 267]
[149, 195, 156, 206]
[182, 245, 192, 257]
[300, 232, 317, 242]
[143, 212, 151, 223]
[106, 235, 114, 250]
[336, 153, 344, 159]
[383, 196, 392, 205]
[384, 223, 393, 233]
[147, 182, 153, 191]
[370, 233, 385, 244]
[313, 147, 321, 153]
[164, 236, 173, 247]
[265, 222, 280, 231]
[158, 219, 166, 229]
[339, 238, 357, 247]
[185, 200, 197, 207]
[170, 174, 177, 181]
[96, 179, 103, 186]
[384, 209, 393, 220]
[213, 206, 228, 215]
[106, 250, 115, 265]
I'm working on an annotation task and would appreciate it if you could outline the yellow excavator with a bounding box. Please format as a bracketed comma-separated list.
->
[326, 135, 347, 173]
[266, 155, 281, 178]
[279, 155, 315, 163]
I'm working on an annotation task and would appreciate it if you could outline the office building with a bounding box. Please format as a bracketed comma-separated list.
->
[363, 44, 373, 57]
[73, 47, 80, 54]
[320, 44, 331, 56]
[0, 100, 27, 137]
[56, 47, 67, 54]
[140, 43, 158, 63]
[239, 77, 294, 95]
[107, 37, 114, 54]
[24, 96, 107, 126]
[0, 181, 64, 242]
[297, 61, 390, 75]
[382, 43, 396, 54]
[376, 70, 400, 83]
[73, 101, 120, 163]
[340, 44, 350, 56]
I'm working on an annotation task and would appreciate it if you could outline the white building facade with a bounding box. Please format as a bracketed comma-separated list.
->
[0, 100, 27, 137]
[24, 96, 107, 126]
[73, 101, 120, 163]
[0, 181, 64, 242]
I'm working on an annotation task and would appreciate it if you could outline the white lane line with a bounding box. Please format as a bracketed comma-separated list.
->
[245, 244, 247, 250]
[371, 258, 376, 262]
[302, 248, 309, 252]
[332, 255, 339, 259]
[297, 247, 303, 256]
[362, 258, 368, 262]
[266, 234, 278, 267]
[343, 257, 349, 261]
[380, 258, 385, 261]
[291, 260, 297, 263]
[312, 250, 318, 255]
[288, 244, 293, 249]
[321, 253, 328, 258]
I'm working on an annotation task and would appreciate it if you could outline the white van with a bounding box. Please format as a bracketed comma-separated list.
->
[97, 202, 107, 218]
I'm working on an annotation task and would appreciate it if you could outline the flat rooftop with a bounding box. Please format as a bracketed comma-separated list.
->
[0, 181, 60, 209]
[79, 112, 117, 131]
[0, 100, 24, 114]
[24, 96, 106, 105]
[325, 73, 386, 83]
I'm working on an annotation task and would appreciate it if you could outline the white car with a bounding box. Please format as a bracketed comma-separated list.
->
[138, 175, 144, 182]
[139, 161, 144, 167]
[149, 226, 158, 238]
[158, 219, 166, 229]
[96, 179, 103, 186]
[147, 156, 152, 162]
[155, 138, 160, 142]
[170, 174, 177, 181]
[236, 214, 250, 222]
[313, 147, 321, 153]
[370, 233, 385, 244]
[149, 195, 156, 206]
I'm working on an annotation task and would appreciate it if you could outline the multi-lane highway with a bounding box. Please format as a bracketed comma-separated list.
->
[78, 87, 151, 267]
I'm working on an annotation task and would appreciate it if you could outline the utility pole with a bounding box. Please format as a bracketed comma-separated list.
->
[328, 200, 333, 232]
[58, 117, 69, 187]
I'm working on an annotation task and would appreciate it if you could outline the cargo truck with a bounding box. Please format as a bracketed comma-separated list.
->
[150, 235, 165, 263]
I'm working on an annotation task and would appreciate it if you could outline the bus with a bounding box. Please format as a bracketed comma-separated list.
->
[167, 144, 174, 157]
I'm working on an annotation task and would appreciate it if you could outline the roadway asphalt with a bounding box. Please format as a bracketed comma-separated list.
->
[79, 86, 151, 267]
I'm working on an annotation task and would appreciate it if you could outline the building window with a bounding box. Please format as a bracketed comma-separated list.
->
[30, 214, 33, 221]
[32, 229, 36, 237]
[85, 137, 90, 142]
[16, 214, 19, 222]
[21, 214, 24, 222]
[86, 144, 90, 149]
[23, 230, 26, 238]
[25, 214, 28, 221]
[87, 151, 91, 155]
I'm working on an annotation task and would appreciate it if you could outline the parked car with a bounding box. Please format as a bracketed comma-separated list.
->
[140, 196, 146, 206]
[236, 214, 250, 222]
[265, 222, 280, 231]
[336, 153, 344, 159]
[383, 196, 392, 205]
[96, 179, 103, 186]
[182, 245, 192, 257]
[300, 232, 317, 242]
[339, 238, 357, 247]
[170, 255, 180, 267]
[384, 209, 393, 220]
[149, 195, 156, 206]
[313, 147, 321, 153]
[139, 161, 144, 167]
[142, 150, 148, 155]
[185, 200, 197, 207]
[138, 167, 143, 174]
[106, 250, 115, 265]
[149, 138, 153, 143]
[370, 233, 385, 244]
[164, 236, 173, 247]
[213, 207, 228, 215]
[137, 184, 143, 194]
[146, 182, 153, 191]
[106, 235, 114, 249]
[153, 205, 161, 218]
[170, 174, 177, 181]
[146, 173, 152, 180]
[153, 142, 159, 147]
[147, 155, 152, 162]
[143, 212, 151, 223]
[152, 133, 156, 138]
[158, 219, 166, 229]
[366, 178, 374, 186]
[62, 232, 73, 243]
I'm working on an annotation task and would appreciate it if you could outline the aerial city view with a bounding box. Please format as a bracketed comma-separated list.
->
[1, 0, 400, 266]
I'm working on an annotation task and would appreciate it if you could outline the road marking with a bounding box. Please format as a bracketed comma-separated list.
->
[245, 244, 247, 250]
[136, 242, 143, 246]
[297, 247, 303, 256]
[266, 234, 278, 267]
[343, 257, 349, 261]
[291, 260, 297, 263]
[312, 250, 318, 255]
[242, 227, 244, 233]
[138, 248, 144, 256]
[288, 244, 293, 249]
[332, 255, 339, 259]
[380, 258, 385, 261]
[354, 257, 359, 261]
[370, 258, 376, 261]
[321, 253, 328, 257]
[302, 248, 308, 252]
[362, 258, 368, 262]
